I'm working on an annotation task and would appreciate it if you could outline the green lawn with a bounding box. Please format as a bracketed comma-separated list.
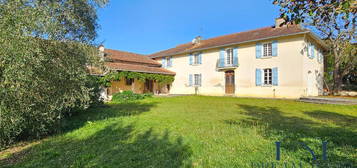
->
[1, 96, 356, 168]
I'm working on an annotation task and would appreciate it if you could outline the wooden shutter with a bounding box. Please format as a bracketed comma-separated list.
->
[199, 53, 202, 64]
[189, 54, 193, 65]
[272, 40, 278, 56]
[233, 47, 238, 66]
[219, 49, 225, 67]
[162, 57, 166, 68]
[256, 43, 262, 58]
[256, 69, 262, 86]
[189, 74, 193, 86]
[272, 67, 278, 86]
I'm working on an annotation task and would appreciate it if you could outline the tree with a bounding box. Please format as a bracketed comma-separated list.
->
[273, 0, 357, 94]
[0, 0, 108, 148]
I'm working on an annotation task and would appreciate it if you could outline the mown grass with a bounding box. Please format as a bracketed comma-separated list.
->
[0, 96, 356, 168]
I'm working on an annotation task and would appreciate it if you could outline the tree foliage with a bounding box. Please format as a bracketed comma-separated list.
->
[0, 0, 107, 149]
[273, 0, 357, 93]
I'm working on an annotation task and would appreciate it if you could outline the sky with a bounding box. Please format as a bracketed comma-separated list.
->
[96, 0, 280, 55]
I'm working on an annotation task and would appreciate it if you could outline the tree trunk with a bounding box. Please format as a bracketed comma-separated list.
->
[332, 46, 343, 95]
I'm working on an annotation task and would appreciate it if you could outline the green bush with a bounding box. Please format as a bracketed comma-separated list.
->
[112, 91, 153, 103]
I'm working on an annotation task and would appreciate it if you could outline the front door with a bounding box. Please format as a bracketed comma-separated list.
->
[145, 79, 154, 93]
[225, 71, 235, 94]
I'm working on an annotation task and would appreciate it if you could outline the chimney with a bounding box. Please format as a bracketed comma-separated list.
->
[192, 36, 202, 45]
[98, 45, 105, 60]
[275, 18, 286, 28]
[98, 44, 105, 52]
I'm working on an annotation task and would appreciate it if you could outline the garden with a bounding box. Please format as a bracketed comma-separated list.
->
[1, 96, 356, 167]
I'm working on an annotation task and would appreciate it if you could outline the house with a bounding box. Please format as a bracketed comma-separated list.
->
[147, 19, 327, 98]
[96, 46, 175, 98]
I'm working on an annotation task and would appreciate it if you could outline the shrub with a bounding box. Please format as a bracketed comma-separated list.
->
[0, 1, 107, 149]
[112, 91, 153, 103]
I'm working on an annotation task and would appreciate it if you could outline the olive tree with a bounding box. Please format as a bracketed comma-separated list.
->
[0, 0, 107, 148]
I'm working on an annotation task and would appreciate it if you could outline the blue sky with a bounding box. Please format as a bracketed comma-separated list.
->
[96, 0, 280, 54]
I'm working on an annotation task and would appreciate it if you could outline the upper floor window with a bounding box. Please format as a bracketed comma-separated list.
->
[263, 68, 272, 85]
[263, 43, 272, 57]
[193, 53, 200, 65]
[226, 48, 233, 65]
[166, 57, 172, 67]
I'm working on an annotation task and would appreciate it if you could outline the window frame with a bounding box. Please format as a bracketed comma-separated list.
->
[194, 74, 201, 86]
[166, 56, 171, 67]
[125, 77, 134, 86]
[225, 48, 234, 65]
[262, 42, 273, 57]
[193, 53, 200, 65]
[263, 68, 272, 86]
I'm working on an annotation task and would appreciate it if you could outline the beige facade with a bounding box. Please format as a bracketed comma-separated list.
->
[154, 34, 325, 98]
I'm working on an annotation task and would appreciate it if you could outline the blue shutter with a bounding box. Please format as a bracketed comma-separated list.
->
[162, 57, 166, 68]
[272, 67, 278, 86]
[233, 47, 238, 66]
[311, 44, 315, 59]
[256, 43, 262, 58]
[272, 40, 278, 56]
[256, 69, 262, 86]
[189, 54, 193, 65]
[199, 52, 202, 64]
[189, 74, 193, 86]
[168, 56, 172, 67]
[219, 49, 225, 67]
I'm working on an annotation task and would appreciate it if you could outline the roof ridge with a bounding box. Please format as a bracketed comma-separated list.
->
[105, 48, 146, 56]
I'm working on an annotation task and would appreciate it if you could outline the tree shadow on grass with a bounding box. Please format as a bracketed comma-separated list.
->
[58, 101, 158, 134]
[224, 104, 357, 166]
[1, 122, 192, 168]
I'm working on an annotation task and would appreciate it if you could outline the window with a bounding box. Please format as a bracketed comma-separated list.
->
[194, 74, 201, 86]
[263, 68, 272, 85]
[166, 57, 172, 67]
[263, 43, 272, 57]
[226, 48, 233, 65]
[193, 53, 199, 64]
[125, 77, 133, 85]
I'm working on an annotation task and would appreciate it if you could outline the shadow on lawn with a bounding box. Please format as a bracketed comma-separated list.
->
[1, 102, 192, 168]
[58, 102, 158, 134]
[224, 104, 357, 166]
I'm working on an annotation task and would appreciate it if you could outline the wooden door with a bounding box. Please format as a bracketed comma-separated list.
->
[225, 71, 235, 94]
[145, 79, 154, 93]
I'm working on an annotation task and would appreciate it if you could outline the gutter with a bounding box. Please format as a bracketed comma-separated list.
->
[110, 68, 175, 76]
[150, 31, 329, 58]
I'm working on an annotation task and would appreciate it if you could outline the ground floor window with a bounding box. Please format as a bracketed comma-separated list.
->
[194, 74, 202, 86]
[263, 68, 272, 85]
[125, 77, 134, 85]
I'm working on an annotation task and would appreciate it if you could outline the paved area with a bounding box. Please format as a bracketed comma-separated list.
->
[299, 97, 357, 105]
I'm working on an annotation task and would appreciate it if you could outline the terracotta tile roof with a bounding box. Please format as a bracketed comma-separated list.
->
[105, 62, 175, 75]
[148, 25, 309, 58]
[105, 49, 161, 66]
